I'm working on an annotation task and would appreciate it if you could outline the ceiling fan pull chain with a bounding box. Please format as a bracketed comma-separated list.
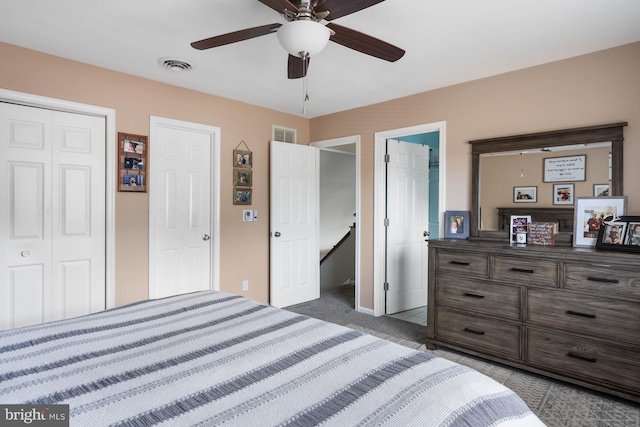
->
[302, 55, 310, 114]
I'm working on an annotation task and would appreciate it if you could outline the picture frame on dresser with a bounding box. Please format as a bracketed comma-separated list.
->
[596, 216, 640, 253]
[573, 196, 627, 247]
[444, 211, 469, 239]
[509, 215, 531, 243]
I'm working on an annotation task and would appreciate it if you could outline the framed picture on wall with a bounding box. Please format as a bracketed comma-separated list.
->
[553, 183, 574, 205]
[543, 155, 586, 182]
[593, 184, 609, 197]
[514, 186, 537, 203]
[233, 169, 252, 187]
[118, 132, 148, 192]
[233, 149, 252, 168]
[233, 188, 252, 205]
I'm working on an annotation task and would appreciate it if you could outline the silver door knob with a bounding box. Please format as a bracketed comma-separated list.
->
[274, 231, 281, 237]
[202, 234, 210, 241]
[423, 231, 430, 237]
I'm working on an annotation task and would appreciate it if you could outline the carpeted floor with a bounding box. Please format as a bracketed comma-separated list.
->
[285, 284, 640, 427]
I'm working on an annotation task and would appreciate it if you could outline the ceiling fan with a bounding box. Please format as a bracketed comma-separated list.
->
[191, 0, 405, 79]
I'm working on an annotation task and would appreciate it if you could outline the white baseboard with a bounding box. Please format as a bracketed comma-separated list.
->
[357, 306, 375, 316]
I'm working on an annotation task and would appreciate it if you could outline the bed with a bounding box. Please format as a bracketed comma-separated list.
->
[1, 290, 545, 426]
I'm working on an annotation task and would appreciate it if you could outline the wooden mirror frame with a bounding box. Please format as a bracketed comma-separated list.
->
[469, 122, 627, 240]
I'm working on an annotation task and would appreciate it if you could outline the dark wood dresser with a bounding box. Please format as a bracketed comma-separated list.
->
[427, 239, 640, 403]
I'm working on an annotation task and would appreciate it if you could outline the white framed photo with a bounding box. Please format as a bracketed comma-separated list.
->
[509, 215, 531, 243]
[514, 186, 537, 203]
[573, 196, 627, 247]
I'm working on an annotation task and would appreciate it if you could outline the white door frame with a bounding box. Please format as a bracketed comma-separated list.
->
[0, 88, 117, 309]
[373, 122, 446, 317]
[149, 116, 221, 293]
[310, 136, 362, 312]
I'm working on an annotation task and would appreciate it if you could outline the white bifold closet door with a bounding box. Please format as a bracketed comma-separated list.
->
[0, 102, 106, 331]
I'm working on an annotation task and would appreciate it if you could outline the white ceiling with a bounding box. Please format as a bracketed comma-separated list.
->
[2, 0, 640, 118]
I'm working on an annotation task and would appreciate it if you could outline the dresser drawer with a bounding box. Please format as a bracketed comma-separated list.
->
[527, 289, 640, 345]
[527, 328, 640, 393]
[565, 263, 640, 299]
[436, 275, 520, 320]
[436, 250, 488, 277]
[435, 308, 520, 359]
[493, 256, 558, 287]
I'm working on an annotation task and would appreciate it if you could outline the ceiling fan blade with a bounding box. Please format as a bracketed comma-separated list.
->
[288, 54, 310, 79]
[257, 0, 300, 14]
[315, 0, 386, 21]
[326, 22, 405, 62]
[191, 23, 281, 50]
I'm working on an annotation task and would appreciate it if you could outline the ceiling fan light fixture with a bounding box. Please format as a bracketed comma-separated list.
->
[277, 20, 330, 58]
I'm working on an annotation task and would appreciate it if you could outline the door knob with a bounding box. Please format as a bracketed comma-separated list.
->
[274, 231, 281, 237]
[423, 231, 430, 237]
[202, 234, 210, 241]
[21, 250, 31, 257]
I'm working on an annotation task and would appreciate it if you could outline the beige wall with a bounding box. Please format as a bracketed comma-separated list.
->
[0, 42, 309, 306]
[480, 146, 610, 230]
[2, 41, 639, 312]
[310, 42, 640, 309]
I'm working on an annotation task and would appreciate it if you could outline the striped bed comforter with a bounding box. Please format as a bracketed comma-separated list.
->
[1, 291, 545, 426]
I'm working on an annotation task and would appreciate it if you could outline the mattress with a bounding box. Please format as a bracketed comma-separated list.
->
[0, 290, 545, 426]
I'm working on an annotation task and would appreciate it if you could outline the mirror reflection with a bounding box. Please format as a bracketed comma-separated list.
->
[479, 143, 611, 231]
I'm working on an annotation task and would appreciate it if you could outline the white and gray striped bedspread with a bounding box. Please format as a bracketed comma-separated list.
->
[1, 291, 545, 426]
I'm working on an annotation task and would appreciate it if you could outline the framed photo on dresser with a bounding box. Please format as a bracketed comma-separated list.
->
[573, 196, 627, 247]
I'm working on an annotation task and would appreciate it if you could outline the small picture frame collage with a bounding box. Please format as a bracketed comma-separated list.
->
[509, 215, 531, 244]
[118, 132, 147, 192]
[233, 141, 252, 205]
[596, 215, 640, 253]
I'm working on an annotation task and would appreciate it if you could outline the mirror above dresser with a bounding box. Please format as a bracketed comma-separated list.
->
[469, 122, 627, 243]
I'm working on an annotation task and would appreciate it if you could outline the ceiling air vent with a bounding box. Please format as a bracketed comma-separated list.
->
[272, 126, 296, 144]
[158, 57, 195, 72]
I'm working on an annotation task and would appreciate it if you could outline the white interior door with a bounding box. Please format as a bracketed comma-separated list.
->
[385, 139, 429, 314]
[149, 117, 217, 299]
[0, 102, 106, 330]
[270, 141, 319, 308]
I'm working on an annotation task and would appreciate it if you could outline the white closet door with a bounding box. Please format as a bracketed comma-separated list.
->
[0, 103, 106, 330]
[149, 118, 213, 299]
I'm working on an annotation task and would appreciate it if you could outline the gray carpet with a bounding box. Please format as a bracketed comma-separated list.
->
[286, 285, 640, 427]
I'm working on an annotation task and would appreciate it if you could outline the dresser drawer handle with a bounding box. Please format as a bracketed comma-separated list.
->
[450, 261, 470, 266]
[566, 310, 596, 319]
[567, 352, 597, 363]
[463, 292, 485, 299]
[463, 327, 485, 335]
[587, 276, 619, 284]
[510, 267, 535, 274]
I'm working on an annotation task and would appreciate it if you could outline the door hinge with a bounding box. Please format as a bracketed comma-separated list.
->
[384, 153, 390, 163]
[384, 282, 389, 291]
[384, 218, 389, 227]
